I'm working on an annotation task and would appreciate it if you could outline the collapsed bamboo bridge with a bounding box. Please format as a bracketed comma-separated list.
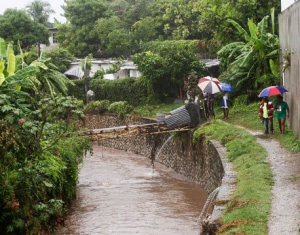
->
[79, 123, 191, 140]
[79, 103, 205, 140]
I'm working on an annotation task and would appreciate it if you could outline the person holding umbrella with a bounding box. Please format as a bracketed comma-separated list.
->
[259, 97, 274, 134]
[274, 95, 290, 134]
[220, 83, 234, 119]
[207, 93, 215, 118]
[198, 76, 222, 119]
[258, 85, 289, 134]
[221, 91, 229, 119]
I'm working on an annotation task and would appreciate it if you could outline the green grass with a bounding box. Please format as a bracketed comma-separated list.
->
[135, 100, 300, 234]
[136, 101, 300, 152]
[226, 102, 300, 153]
[194, 121, 271, 234]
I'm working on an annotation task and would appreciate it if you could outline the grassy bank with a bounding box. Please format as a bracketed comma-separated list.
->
[135, 100, 300, 234]
[195, 121, 271, 234]
[136, 100, 300, 153]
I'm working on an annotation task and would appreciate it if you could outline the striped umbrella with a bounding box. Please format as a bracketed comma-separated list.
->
[198, 76, 221, 94]
[258, 85, 288, 97]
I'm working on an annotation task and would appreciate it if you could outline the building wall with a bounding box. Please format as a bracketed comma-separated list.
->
[281, 0, 298, 11]
[66, 60, 140, 79]
[279, 1, 300, 138]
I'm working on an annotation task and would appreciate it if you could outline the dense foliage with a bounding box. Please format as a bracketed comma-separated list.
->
[54, 0, 280, 58]
[134, 40, 207, 100]
[0, 9, 50, 49]
[217, 9, 279, 98]
[44, 48, 76, 73]
[90, 77, 156, 105]
[0, 38, 91, 234]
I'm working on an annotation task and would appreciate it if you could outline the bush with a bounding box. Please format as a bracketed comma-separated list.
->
[83, 100, 110, 114]
[67, 79, 86, 103]
[108, 101, 134, 120]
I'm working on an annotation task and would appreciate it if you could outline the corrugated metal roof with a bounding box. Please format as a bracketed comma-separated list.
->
[165, 106, 191, 129]
[64, 67, 81, 78]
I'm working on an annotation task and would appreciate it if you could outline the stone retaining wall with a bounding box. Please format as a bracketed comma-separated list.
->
[83, 114, 225, 194]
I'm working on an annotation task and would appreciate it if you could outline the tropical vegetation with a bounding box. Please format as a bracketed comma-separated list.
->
[0, 0, 288, 234]
[217, 8, 280, 98]
[0, 38, 91, 234]
[54, 0, 280, 58]
[25, 0, 55, 27]
[0, 9, 49, 49]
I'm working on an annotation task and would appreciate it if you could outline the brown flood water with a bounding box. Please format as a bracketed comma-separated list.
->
[58, 144, 208, 235]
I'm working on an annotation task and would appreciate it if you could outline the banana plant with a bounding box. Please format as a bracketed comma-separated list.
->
[217, 8, 279, 93]
[0, 38, 39, 89]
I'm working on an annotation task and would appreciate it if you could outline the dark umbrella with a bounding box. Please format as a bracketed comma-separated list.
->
[258, 85, 288, 97]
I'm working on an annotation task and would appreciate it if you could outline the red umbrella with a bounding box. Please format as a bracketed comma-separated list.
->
[198, 76, 221, 94]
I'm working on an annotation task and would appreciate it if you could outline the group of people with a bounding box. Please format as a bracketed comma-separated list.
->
[201, 90, 290, 135]
[259, 95, 290, 134]
[203, 91, 230, 119]
[88, 86, 289, 134]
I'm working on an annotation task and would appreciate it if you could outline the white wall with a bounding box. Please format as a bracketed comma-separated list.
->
[281, 0, 297, 11]
[66, 60, 141, 80]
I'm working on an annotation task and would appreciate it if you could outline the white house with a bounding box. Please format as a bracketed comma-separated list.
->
[40, 28, 59, 51]
[64, 59, 141, 80]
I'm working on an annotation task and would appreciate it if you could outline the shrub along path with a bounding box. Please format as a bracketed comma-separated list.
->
[236, 126, 300, 235]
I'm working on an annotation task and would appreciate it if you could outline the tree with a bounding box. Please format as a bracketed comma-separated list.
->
[109, 0, 129, 18]
[130, 17, 158, 53]
[44, 48, 75, 73]
[217, 8, 279, 96]
[62, 0, 110, 27]
[95, 16, 129, 57]
[134, 40, 207, 101]
[197, 0, 281, 50]
[57, 0, 111, 57]
[29, 57, 74, 98]
[160, 0, 205, 40]
[0, 9, 49, 49]
[25, 0, 55, 26]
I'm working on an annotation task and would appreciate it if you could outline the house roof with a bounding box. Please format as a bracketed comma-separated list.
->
[202, 59, 220, 68]
[64, 67, 81, 78]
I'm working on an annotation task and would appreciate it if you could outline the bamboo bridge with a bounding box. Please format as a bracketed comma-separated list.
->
[79, 103, 205, 140]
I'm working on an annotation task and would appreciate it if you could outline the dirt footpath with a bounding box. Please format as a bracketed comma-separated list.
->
[238, 127, 300, 235]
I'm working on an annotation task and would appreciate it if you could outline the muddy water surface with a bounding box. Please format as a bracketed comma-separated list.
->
[58, 144, 208, 235]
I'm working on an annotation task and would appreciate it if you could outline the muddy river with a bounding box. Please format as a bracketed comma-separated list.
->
[58, 144, 208, 235]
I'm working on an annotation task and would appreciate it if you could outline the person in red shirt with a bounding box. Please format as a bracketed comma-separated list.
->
[259, 97, 274, 134]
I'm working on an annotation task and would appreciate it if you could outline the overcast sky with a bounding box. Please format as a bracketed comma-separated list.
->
[0, 0, 66, 23]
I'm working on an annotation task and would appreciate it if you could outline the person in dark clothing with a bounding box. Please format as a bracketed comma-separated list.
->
[203, 92, 209, 118]
[207, 93, 215, 118]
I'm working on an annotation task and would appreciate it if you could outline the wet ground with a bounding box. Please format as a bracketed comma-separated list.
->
[58, 145, 208, 235]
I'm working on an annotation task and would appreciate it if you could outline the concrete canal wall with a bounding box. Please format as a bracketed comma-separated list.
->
[83, 114, 225, 194]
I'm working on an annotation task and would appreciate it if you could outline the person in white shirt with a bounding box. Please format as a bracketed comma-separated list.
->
[221, 91, 229, 119]
[87, 89, 94, 103]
